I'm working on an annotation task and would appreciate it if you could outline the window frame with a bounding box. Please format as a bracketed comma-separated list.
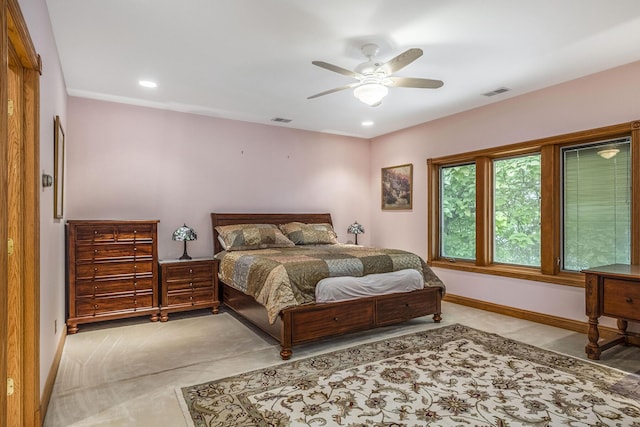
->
[427, 120, 640, 287]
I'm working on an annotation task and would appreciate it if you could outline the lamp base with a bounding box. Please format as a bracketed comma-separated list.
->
[179, 240, 192, 260]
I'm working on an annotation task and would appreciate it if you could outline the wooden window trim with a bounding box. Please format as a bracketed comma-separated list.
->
[427, 120, 640, 287]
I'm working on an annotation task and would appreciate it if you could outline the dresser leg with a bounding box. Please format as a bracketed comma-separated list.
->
[586, 316, 601, 360]
[67, 322, 79, 334]
[149, 313, 160, 322]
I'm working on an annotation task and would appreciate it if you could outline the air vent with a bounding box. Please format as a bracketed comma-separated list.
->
[271, 117, 292, 123]
[482, 87, 511, 97]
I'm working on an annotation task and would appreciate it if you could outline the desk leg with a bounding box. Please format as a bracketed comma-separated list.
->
[586, 316, 601, 360]
[618, 319, 629, 345]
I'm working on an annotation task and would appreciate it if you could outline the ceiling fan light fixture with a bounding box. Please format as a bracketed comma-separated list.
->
[597, 148, 620, 159]
[354, 83, 388, 106]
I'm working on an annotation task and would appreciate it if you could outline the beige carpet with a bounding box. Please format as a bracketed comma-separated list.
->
[178, 323, 640, 426]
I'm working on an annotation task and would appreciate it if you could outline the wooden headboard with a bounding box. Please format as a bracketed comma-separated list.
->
[211, 212, 333, 254]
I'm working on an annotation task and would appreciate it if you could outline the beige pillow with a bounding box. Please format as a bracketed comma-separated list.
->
[215, 223, 295, 251]
[279, 222, 338, 245]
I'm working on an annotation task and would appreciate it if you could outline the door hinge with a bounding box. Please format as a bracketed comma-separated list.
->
[7, 378, 14, 396]
[8, 99, 14, 116]
[8, 238, 14, 256]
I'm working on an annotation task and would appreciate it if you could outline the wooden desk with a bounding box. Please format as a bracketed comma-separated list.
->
[583, 264, 640, 360]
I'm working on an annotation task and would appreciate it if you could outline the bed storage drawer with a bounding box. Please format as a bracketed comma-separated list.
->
[376, 289, 439, 325]
[290, 300, 375, 343]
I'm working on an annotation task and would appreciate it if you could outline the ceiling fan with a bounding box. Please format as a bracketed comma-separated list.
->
[308, 43, 444, 107]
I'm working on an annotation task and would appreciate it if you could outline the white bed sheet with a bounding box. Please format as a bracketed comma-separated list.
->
[315, 268, 424, 303]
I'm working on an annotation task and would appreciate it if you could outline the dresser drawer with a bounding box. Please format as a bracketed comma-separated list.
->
[290, 300, 374, 343]
[376, 290, 438, 325]
[76, 260, 153, 279]
[76, 277, 154, 297]
[164, 262, 213, 281]
[75, 294, 154, 316]
[75, 243, 153, 261]
[75, 223, 155, 243]
[603, 278, 640, 321]
[166, 289, 214, 306]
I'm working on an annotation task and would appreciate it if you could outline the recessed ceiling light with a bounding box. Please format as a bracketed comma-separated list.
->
[138, 80, 157, 88]
[361, 120, 374, 126]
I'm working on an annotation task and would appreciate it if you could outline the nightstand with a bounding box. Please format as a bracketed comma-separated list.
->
[158, 258, 219, 321]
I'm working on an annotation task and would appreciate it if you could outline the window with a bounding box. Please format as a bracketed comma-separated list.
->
[493, 154, 541, 267]
[562, 138, 631, 271]
[427, 120, 639, 287]
[440, 164, 476, 260]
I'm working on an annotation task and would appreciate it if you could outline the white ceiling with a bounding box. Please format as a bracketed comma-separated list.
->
[45, 0, 640, 139]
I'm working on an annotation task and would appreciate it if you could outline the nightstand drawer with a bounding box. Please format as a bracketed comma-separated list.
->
[166, 289, 214, 306]
[164, 263, 213, 281]
[603, 278, 640, 321]
[165, 279, 213, 291]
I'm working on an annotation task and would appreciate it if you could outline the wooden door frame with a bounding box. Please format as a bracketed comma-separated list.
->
[2, 0, 41, 425]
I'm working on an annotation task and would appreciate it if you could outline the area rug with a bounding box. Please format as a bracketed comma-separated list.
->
[177, 324, 640, 426]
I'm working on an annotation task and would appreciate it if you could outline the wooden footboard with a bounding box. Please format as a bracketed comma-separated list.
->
[222, 281, 442, 359]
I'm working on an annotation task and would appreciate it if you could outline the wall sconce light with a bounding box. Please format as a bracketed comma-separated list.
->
[42, 173, 53, 188]
[172, 224, 197, 260]
[347, 221, 365, 245]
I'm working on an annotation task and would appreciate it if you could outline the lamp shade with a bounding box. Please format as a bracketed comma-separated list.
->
[347, 221, 365, 235]
[172, 224, 197, 241]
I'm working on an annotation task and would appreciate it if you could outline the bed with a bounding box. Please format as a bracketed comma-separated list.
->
[211, 212, 444, 359]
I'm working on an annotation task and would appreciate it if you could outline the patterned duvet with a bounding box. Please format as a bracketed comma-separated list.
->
[217, 245, 445, 324]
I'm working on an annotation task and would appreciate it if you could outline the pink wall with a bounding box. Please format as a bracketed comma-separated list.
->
[370, 60, 640, 327]
[67, 98, 372, 260]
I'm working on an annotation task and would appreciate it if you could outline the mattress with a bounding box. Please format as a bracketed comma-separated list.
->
[315, 268, 424, 303]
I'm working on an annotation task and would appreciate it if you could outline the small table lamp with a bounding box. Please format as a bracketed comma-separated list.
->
[347, 221, 365, 245]
[172, 224, 197, 260]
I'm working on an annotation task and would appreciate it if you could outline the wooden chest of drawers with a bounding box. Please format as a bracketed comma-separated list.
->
[66, 220, 160, 333]
[159, 258, 220, 321]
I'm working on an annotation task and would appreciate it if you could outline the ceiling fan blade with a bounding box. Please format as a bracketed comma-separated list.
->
[385, 76, 444, 89]
[312, 61, 361, 79]
[307, 82, 361, 99]
[376, 48, 423, 74]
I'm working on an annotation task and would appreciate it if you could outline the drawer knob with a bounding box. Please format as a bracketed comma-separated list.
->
[189, 269, 193, 274]
[406, 303, 410, 308]
[626, 297, 633, 303]
[333, 317, 339, 322]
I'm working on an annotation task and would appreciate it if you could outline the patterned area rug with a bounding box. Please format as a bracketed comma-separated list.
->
[177, 324, 640, 426]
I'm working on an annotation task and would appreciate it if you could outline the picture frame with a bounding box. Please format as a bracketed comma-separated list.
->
[54, 115, 65, 219]
[381, 163, 413, 210]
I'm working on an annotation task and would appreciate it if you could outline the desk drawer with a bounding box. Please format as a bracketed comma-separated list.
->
[603, 278, 640, 321]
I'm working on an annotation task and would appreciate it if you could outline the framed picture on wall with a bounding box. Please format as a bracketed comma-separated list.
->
[381, 163, 413, 210]
[54, 115, 65, 219]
